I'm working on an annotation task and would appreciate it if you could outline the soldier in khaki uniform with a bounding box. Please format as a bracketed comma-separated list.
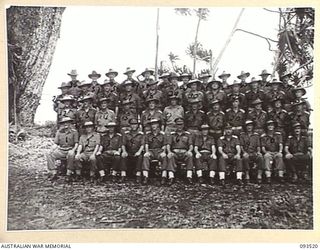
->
[119, 80, 142, 114]
[46, 117, 79, 182]
[266, 78, 286, 105]
[163, 95, 184, 134]
[121, 119, 145, 183]
[142, 78, 164, 110]
[218, 71, 232, 95]
[258, 69, 271, 93]
[53, 82, 72, 113]
[245, 77, 266, 111]
[141, 98, 164, 132]
[75, 121, 100, 182]
[158, 72, 171, 91]
[207, 100, 225, 141]
[122, 67, 139, 93]
[142, 119, 167, 185]
[291, 86, 312, 112]
[198, 72, 212, 92]
[179, 72, 192, 91]
[183, 79, 204, 110]
[204, 80, 226, 111]
[96, 122, 122, 183]
[98, 80, 119, 115]
[247, 98, 268, 135]
[166, 118, 194, 185]
[225, 96, 246, 137]
[217, 124, 243, 186]
[267, 97, 289, 138]
[137, 68, 154, 96]
[239, 120, 264, 184]
[285, 122, 312, 183]
[185, 99, 206, 138]
[226, 80, 247, 109]
[67, 70, 81, 99]
[194, 124, 217, 184]
[78, 81, 93, 101]
[289, 99, 310, 136]
[260, 120, 285, 183]
[88, 70, 102, 98]
[237, 70, 250, 94]
[76, 93, 97, 134]
[57, 95, 77, 124]
[118, 99, 139, 134]
[105, 69, 120, 93]
[162, 72, 183, 104]
[95, 97, 116, 134]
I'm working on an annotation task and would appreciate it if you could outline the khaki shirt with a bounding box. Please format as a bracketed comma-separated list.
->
[79, 132, 100, 152]
[54, 128, 79, 149]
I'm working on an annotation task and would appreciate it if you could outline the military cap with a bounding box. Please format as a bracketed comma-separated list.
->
[141, 68, 154, 76]
[292, 122, 301, 128]
[188, 98, 201, 104]
[123, 67, 136, 75]
[175, 117, 184, 125]
[245, 120, 254, 126]
[129, 118, 139, 125]
[146, 97, 159, 103]
[259, 69, 271, 76]
[249, 77, 260, 84]
[237, 70, 250, 79]
[179, 72, 192, 81]
[169, 95, 180, 100]
[60, 95, 75, 102]
[122, 99, 134, 105]
[67, 69, 78, 76]
[269, 78, 283, 85]
[252, 98, 263, 105]
[122, 80, 134, 86]
[210, 99, 220, 105]
[58, 82, 71, 89]
[148, 118, 160, 124]
[106, 122, 117, 127]
[105, 69, 118, 77]
[230, 80, 241, 87]
[292, 85, 306, 96]
[200, 124, 210, 130]
[198, 72, 212, 79]
[291, 99, 306, 106]
[88, 70, 101, 79]
[147, 77, 158, 85]
[225, 123, 233, 129]
[83, 121, 94, 127]
[78, 81, 92, 88]
[218, 71, 231, 79]
[266, 120, 275, 125]
[187, 79, 201, 87]
[99, 97, 110, 103]
[59, 117, 74, 124]
[79, 93, 94, 102]
[169, 72, 180, 80]
[159, 72, 170, 79]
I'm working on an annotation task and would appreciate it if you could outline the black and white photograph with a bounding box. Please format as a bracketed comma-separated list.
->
[7, 5, 314, 230]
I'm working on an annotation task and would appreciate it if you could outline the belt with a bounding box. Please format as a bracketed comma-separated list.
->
[209, 129, 222, 133]
[173, 149, 187, 153]
[188, 127, 199, 130]
[199, 149, 211, 153]
[59, 147, 72, 151]
[232, 126, 242, 130]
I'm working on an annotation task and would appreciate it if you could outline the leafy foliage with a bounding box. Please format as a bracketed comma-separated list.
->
[186, 42, 212, 63]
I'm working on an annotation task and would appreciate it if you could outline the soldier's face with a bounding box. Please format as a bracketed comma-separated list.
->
[213, 103, 220, 111]
[255, 104, 262, 110]
[267, 105, 273, 113]
[295, 90, 303, 98]
[61, 87, 69, 94]
[63, 101, 71, 107]
[232, 100, 240, 108]
[296, 104, 303, 111]
[123, 104, 130, 110]
[71, 75, 77, 81]
[144, 72, 151, 78]
[261, 75, 269, 81]
[240, 76, 247, 81]
[176, 124, 184, 131]
[108, 127, 115, 133]
[294, 127, 301, 134]
[127, 72, 133, 78]
[100, 101, 108, 109]
[275, 101, 282, 108]
[246, 124, 253, 132]
[272, 84, 279, 90]
[282, 76, 289, 83]
[190, 83, 197, 90]
[201, 129, 209, 136]
[251, 82, 258, 89]
[267, 124, 274, 131]
[108, 74, 115, 80]
[125, 84, 132, 91]
[232, 85, 240, 92]
[225, 129, 232, 136]
[130, 124, 139, 131]
[148, 101, 156, 109]
[170, 78, 178, 84]
[170, 99, 177, 106]
[151, 123, 159, 131]
[191, 103, 198, 110]
[202, 77, 209, 83]
[82, 86, 89, 92]
[182, 77, 189, 83]
[91, 76, 99, 81]
[211, 83, 219, 90]
[63, 122, 70, 129]
[221, 76, 228, 81]
[86, 126, 94, 133]
[104, 84, 111, 91]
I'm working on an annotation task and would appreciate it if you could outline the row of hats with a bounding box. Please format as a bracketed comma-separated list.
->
[68, 68, 155, 78]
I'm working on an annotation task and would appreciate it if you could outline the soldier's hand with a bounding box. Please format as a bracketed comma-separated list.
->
[285, 153, 293, 159]
[210, 154, 217, 159]
[222, 153, 228, 159]
[134, 151, 141, 157]
[276, 152, 283, 158]
[121, 151, 128, 157]
[75, 153, 81, 160]
[167, 152, 174, 158]
[89, 154, 96, 161]
[186, 151, 193, 157]
[243, 152, 249, 159]
[96, 151, 101, 156]
[195, 153, 202, 159]
[159, 152, 166, 158]
[234, 154, 241, 160]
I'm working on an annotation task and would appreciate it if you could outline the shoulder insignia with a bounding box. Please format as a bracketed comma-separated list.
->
[304, 111, 310, 115]
[185, 131, 191, 135]
[206, 111, 211, 115]
[158, 110, 163, 114]
[240, 93, 245, 97]
[288, 135, 293, 138]
[261, 110, 267, 114]
[185, 111, 190, 114]
[240, 109, 245, 113]
[226, 108, 231, 112]
[138, 131, 144, 135]
[199, 110, 204, 113]
[282, 109, 288, 113]
[160, 131, 165, 135]
[253, 132, 259, 135]
[116, 133, 122, 136]
[240, 131, 245, 135]
[219, 111, 225, 115]
[275, 132, 281, 135]
[261, 133, 266, 137]
[142, 110, 146, 114]
[124, 131, 130, 134]
[220, 136, 225, 140]
[146, 131, 151, 134]
[170, 132, 176, 135]
[232, 135, 238, 139]
[245, 90, 250, 94]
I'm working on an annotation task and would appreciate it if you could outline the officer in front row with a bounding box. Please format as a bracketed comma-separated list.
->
[142, 119, 167, 185]
[166, 118, 193, 185]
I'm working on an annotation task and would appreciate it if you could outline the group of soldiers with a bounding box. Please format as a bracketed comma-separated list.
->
[46, 67, 312, 186]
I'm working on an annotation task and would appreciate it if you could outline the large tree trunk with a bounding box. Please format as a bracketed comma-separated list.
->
[7, 6, 65, 126]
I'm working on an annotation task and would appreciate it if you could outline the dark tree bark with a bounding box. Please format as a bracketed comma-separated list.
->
[7, 6, 65, 126]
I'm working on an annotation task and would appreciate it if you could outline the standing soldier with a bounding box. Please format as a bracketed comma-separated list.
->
[98, 80, 119, 115]
[88, 70, 102, 97]
[142, 78, 163, 110]
[96, 122, 122, 183]
[53, 82, 72, 113]
[218, 71, 232, 95]
[291, 85, 312, 112]
[163, 95, 184, 134]
[284, 122, 312, 183]
[225, 96, 246, 137]
[76, 93, 97, 134]
[105, 69, 120, 93]
[217, 124, 243, 186]
[137, 68, 154, 96]
[179, 71, 192, 91]
[121, 118, 145, 183]
[67, 70, 81, 99]
[266, 78, 286, 108]
[226, 80, 247, 109]
[158, 72, 171, 91]
[142, 119, 167, 185]
[122, 67, 139, 92]
[119, 80, 142, 115]
[240, 120, 264, 184]
[267, 97, 289, 138]
[78, 81, 93, 99]
[46, 117, 78, 182]
[57, 95, 77, 125]
[260, 120, 285, 183]
[289, 99, 310, 136]
[95, 97, 116, 134]
[162, 72, 183, 104]
[258, 69, 271, 93]
[166, 118, 194, 185]
[194, 124, 217, 184]
[245, 77, 266, 111]
[237, 70, 250, 94]
[247, 98, 268, 135]
[207, 100, 225, 141]
[118, 99, 139, 134]
[183, 79, 204, 110]
[75, 121, 100, 182]
[141, 98, 164, 132]
[280, 71, 295, 111]
[204, 80, 226, 111]
[198, 71, 212, 92]
[185, 99, 206, 137]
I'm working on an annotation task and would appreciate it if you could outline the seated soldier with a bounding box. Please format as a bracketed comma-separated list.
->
[284, 122, 312, 183]
[121, 118, 145, 183]
[74, 121, 100, 182]
[46, 117, 78, 182]
[217, 124, 242, 186]
[96, 122, 122, 183]
[166, 118, 193, 185]
[194, 124, 217, 184]
[95, 97, 116, 134]
[240, 120, 264, 184]
[142, 119, 167, 185]
[260, 120, 285, 183]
